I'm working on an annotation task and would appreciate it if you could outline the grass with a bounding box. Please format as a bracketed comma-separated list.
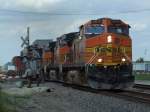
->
[0, 90, 15, 112]
[0, 88, 30, 112]
[134, 73, 150, 81]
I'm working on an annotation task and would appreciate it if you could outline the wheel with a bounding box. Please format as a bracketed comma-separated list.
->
[66, 70, 82, 85]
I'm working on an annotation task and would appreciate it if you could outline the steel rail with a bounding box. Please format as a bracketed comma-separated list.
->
[61, 83, 150, 105]
[134, 84, 150, 90]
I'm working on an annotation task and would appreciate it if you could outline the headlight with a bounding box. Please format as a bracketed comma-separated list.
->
[79, 36, 82, 40]
[122, 58, 126, 62]
[98, 58, 102, 62]
[107, 35, 112, 43]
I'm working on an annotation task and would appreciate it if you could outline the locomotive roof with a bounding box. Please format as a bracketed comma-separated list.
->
[80, 18, 130, 28]
[32, 39, 53, 48]
[57, 32, 79, 41]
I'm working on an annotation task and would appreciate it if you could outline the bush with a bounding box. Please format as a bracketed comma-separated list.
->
[135, 74, 150, 80]
[0, 90, 7, 112]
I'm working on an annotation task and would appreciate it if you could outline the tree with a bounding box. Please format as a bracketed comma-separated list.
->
[136, 57, 144, 63]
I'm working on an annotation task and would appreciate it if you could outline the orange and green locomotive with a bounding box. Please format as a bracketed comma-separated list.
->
[43, 18, 134, 89]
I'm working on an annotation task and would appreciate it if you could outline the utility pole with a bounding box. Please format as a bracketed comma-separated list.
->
[144, 49, 147, 61]
[27, 27, 30, 47]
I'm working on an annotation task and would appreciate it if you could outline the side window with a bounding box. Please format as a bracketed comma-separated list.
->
[116, 28, 122, 33]
[108, 26, 129, 35]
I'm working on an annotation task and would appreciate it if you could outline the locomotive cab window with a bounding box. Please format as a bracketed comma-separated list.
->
[85, 26, 104, 34]
[84, 26, 104, 38]
[108, 26, 129, 36]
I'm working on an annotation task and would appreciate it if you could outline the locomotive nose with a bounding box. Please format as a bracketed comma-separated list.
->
[105, 34, 131, 64]
[104, 35, 121, 64]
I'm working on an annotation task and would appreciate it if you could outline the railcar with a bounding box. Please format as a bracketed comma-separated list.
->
[45, 18, 134, 89]
[12, 56, 25, 77]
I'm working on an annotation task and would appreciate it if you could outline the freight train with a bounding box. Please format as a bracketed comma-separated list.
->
[13, 18, 134, 89]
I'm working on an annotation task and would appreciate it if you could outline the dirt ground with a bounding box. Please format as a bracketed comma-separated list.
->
[1, 79, 150, 112]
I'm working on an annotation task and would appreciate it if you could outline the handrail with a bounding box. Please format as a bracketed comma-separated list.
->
[86, 53, 99, 65]
[122, 51, 132, 63]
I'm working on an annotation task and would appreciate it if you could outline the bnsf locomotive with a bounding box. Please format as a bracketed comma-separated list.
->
[14, 18, 134, 89]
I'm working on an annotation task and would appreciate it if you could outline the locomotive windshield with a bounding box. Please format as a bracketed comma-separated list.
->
[85, 26, 104, 34]
[108, 26, 129, 35]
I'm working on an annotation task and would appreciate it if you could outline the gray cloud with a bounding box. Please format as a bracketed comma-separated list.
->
[0, 0, 64, 11]
[0, 0, 150, 64]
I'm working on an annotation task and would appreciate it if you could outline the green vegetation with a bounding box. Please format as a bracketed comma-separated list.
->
[134, 73, 150, 80]
[0, 90, 15, 112]
[0, 88, 30, 112]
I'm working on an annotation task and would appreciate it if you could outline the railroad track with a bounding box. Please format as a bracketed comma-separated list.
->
[46, 80, 150, 104]
[61, 83, 150, 105]
[133, 84, 150, 90]
[111, 90, 150, 104]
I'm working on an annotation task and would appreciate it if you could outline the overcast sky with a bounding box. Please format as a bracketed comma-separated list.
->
[0, 0, 150, 65]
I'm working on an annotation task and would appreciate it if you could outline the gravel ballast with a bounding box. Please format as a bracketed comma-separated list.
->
[13, 82, 150, 112]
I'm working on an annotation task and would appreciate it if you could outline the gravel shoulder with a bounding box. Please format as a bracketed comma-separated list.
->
[1, 80, 150, 112]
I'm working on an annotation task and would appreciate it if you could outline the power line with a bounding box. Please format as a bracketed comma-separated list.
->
[0, 8, 150, 16]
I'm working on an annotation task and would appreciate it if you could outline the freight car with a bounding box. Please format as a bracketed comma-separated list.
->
[42, 18, 134, 89]
[12, 56, 25, 77]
